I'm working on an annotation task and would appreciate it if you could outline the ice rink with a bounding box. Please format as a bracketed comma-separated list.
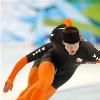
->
[1, 44, 100, 100]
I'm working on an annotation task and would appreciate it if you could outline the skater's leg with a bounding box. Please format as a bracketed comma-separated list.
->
[46, 85, 57, 99]
[17, 66, 39, 99]
[21, 61, 55, 100]
[28, 66, 39, 86]
[18, 85, 57, 100]
[30, 61, 55, 100]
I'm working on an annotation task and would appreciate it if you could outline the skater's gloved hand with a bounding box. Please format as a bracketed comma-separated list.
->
[3, 79, 13, 93]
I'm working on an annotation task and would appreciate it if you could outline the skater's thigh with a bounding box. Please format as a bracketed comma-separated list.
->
[28, 59, 40, 83]
[28, 66, 39, 86]
[38, 61, 55, 83]
[28, 66, 39, 79]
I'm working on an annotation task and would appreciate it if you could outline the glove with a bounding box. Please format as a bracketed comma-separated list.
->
[3, 79, 13, 93]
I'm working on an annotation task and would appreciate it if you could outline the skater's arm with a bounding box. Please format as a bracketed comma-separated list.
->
[7, 43, 53, 83]
[6, 43, 53, 82]
[3, 56, 28, 93]
[26, 42, 53, 62]
[3, 42, 53, 93]
[84, 41, 100, 63]
[3, 41, 53, 93]
[7, 56, 28, 83]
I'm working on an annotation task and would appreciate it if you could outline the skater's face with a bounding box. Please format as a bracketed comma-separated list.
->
[63, 42, 79, 55]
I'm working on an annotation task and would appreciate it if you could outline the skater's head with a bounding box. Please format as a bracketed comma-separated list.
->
[62, 26, 80, 55]
[63, 26, 80, 44]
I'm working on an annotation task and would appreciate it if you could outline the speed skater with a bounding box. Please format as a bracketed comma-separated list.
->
[3, 19, 100, 100]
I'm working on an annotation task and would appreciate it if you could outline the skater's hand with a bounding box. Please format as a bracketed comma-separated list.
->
[3, 80, 13, 93]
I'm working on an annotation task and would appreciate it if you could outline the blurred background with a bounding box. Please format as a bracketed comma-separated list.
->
[1, 0, 100, 100]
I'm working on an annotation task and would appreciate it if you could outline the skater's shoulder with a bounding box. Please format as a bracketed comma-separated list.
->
[80, 40, 94, 48]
